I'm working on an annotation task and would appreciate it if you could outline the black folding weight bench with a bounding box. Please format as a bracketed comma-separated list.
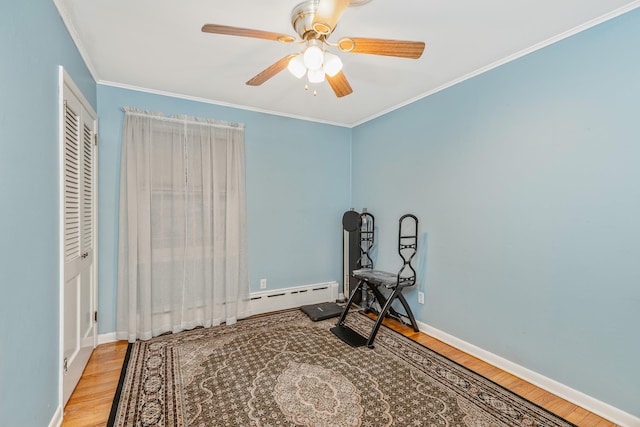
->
[331, 214, 420, 348]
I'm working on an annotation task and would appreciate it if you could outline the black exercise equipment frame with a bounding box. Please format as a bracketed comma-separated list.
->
[332, 214, 420, 348]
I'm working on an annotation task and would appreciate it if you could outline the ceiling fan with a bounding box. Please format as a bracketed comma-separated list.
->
[202, 0, 425, 97]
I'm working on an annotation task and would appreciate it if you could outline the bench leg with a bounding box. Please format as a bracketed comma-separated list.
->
[397, 292, 419, 332]
[368, 284, 403, 320]
[366, 287, 402, 349]
[336, 280, 364, 326]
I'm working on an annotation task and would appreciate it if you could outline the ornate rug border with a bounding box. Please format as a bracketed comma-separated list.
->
[107, 309, 577, 426]
[348, 313, 578, 427]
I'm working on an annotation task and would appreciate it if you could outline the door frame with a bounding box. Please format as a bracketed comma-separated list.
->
[57, 66, 99, 410]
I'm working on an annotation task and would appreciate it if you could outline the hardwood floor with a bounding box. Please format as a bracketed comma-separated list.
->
[378, 317, 617, 427]
[62, 340, 129, 427]
[62, 314, 616, 426]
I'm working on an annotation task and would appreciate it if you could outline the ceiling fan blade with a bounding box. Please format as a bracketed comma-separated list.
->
[326, 71, 353, 98]
[312, 0, 350, 35]
[246, 55, 296, 86]
[202, 24, 296, 43]
[338, 37, 425, 59]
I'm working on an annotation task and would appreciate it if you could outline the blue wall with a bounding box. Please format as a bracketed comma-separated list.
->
[0, 1, 96, 425]
[97, 86, 352, 334]
[2, 0, 638, 423]
[351, 9, 640, 416]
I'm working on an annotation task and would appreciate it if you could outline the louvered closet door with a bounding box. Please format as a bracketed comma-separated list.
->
[62, 74, 97, 406]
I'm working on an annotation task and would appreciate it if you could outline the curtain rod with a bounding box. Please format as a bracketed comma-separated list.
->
[122, 107, 244, 130]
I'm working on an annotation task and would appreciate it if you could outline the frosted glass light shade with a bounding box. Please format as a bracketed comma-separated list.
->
[307, 68, 325, 83]
[287, 54, 306, 79]
[322, 52, 343, 77]
[303, 45, 324, 70]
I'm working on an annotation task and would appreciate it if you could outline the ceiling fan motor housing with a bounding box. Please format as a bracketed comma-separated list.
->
[292, 0, 323, 40]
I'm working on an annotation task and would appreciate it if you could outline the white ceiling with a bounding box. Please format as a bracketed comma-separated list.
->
[55, 0, 639, 127]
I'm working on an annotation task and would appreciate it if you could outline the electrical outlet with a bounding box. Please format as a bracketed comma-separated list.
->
[418, 292, 425, 304]
[260, 278, 267, 289]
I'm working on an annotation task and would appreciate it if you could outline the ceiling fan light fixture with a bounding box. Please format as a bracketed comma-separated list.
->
[202, 0, 421, 99]
[287, 54, 307, 78]
[323, 52, 343, 77]
[307, 68, 325, 83]
[303, 45, 324, 70]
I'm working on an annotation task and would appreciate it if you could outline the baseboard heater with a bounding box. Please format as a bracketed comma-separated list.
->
[249, 281, 339, 316]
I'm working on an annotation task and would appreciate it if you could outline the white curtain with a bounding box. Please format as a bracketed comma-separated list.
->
[116, 108, 250, 342]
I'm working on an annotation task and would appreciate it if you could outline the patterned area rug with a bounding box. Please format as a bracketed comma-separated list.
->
[109, 310, 575, 426]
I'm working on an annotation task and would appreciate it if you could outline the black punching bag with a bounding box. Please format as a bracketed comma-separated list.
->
[341, 210, 361, 303]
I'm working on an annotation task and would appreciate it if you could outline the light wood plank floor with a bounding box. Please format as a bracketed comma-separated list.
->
[62, 314, 616, 426]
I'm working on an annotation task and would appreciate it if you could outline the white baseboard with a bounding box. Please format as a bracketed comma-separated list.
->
[250, 281, 339, 316]
[48, 405, 63, 427]
[98, 332, 117, 345]
[416, 320, 640, 427]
